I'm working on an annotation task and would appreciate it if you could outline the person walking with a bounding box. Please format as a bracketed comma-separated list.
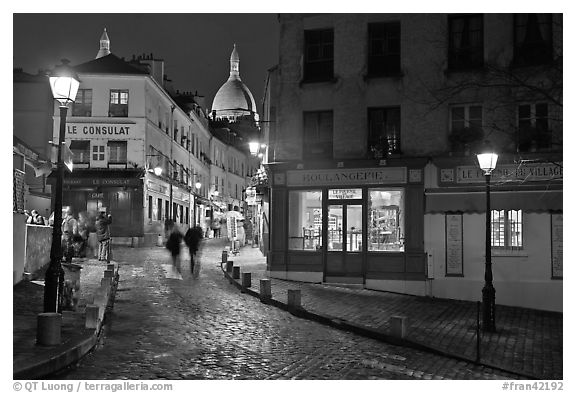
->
[166, 222, 183, 273]
[61, 207, 78, 263]
[184, 225, 203, 274]
[95, 209, 113, 262]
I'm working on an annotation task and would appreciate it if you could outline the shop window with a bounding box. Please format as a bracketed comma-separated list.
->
[368, 22, 401, 76]
[514, 14, 553, 66]
[368, 107, 401, 158]
[448, 14, 484, 70]
[108, 141, 127, 164]
[303, 111, 333, 159]
[165, 201, 170, 220]
[109, 89, 129, 117]
[368, 189, 405, 252]
[92, 145, 105, 161]
[491, 210, 523, 249]
[70, 140, 90, 164]
[72, 89, 92, 117]
[303, 28, 334, 82]
[288, 190, 323, 250]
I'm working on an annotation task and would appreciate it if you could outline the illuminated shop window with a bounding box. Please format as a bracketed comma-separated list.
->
[368, 189, 405, 252]
[491, 210, 523, 249]
[288, 190, 322, 250]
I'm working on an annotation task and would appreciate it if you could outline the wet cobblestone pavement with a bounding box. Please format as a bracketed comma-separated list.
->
[55, 239, 519, 380]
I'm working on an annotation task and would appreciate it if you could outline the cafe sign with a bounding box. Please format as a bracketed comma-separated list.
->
[449, 162, 563, 184]
[287, 167, 407, 186]
[66, 122, 137, 138]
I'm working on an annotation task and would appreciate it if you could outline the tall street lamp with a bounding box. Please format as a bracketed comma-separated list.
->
[477, 145, 498, 332]
[45, 60, 80, 313]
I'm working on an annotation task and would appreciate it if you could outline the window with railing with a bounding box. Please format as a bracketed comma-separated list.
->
[492, 210, 523, 249]
[368, 107, 401, 158]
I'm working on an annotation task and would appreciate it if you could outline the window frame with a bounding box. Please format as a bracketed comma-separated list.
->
[367, 21, 401, 76]
[303, 28, 334, 82]
[72, 89, 92, 117]
[109, 89, 129, 117]
[303, 110, 334, 160]
[108, 140, 128, 164]
[448, 14, 484, 70]
[288, 189, 324, 251]
[368, 106, 402, 157]
[513, 14, 553, 66]
[92, 145, 105, 161]
[491, 209, 523, 250]
[70, 140, 90, 164]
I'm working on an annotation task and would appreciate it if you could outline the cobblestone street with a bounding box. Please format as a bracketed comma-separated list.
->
[55, 240, 518, 380]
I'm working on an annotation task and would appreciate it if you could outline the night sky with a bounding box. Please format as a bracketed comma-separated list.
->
[13, 13, 279, 112]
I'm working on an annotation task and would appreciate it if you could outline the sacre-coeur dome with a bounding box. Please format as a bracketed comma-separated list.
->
[211, 44, 259, 121]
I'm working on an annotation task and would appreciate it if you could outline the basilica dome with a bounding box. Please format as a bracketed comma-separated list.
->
[211, 45, 259, 122]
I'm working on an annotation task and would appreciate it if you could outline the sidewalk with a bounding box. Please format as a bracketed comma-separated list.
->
[13, 258, 119, 379]
[224, 243, 563, 380]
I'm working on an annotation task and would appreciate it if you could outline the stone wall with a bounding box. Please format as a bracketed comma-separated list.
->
[24, 224, 52, 278]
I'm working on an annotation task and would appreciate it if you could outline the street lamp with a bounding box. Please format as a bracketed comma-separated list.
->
[45, 59, 80, 313]
[249, 141, 260, 156]
[477, 143, 498, 332]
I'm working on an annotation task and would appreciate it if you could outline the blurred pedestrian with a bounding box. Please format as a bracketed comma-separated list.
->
[184, 225, 203, 273]
[95, 209, 112, 262]
[166, 222, 183, 272]
[61, 207, 78, 263]
[30, 210, 45, 225]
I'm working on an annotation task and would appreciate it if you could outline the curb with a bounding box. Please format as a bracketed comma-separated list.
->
[13, 268, 120, 379]
[223, 268, 537, 380]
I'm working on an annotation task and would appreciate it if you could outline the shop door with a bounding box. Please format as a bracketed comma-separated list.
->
[325, 202, 364, 282]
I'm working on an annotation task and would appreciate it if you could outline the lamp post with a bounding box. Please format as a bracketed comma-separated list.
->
[45, 60, 80, 313]
[477, 146, 499, 332]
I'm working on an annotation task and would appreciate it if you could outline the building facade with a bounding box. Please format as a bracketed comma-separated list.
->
[45, 32, 257, 246]
[265, 14, 562, 311]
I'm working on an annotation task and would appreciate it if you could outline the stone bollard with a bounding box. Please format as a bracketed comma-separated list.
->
[104, 270, 115, 280]
[107, 263, 115, 272]
[85, 305, 100, 329]
[241, 272, 252, 291]
[226, 260, 234, 273]
[94, 292, 107, 307]
[260, 279, 272, 302]
[287, 289, 302, 310]
[232, 266, 240, 280]
[157, 234, 163, 247]
[36, 313, 62, 346]
[390, 316, 407, 339]
[222, 250, 228, 264]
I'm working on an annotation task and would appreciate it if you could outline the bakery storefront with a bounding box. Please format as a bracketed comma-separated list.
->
[267, 162, 427, 294]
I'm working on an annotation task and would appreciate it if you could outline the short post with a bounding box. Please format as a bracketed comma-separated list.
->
[232, 266, 240, 280]
[222, 250, 228, 264]
[157, 234, 163, 247]
[287, 289, 302, 310]
[226, 260, 234, 273]
[107, 263, 115, 272]
[85, 304, 100, 329]
[36, 312, 62, 346]
[390, 316, 406, 338]
[260, 279, 272, 302]
[241, 272, 251, 292]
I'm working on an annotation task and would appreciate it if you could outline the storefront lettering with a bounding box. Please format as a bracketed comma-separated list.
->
[63, 178, 139, 186]
[288, 167, 407, 186]
[67, 124, 130, 136]
[454, 163, 562, 184]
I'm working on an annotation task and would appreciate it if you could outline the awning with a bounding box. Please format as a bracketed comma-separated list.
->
[425, 189, 563, 213]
